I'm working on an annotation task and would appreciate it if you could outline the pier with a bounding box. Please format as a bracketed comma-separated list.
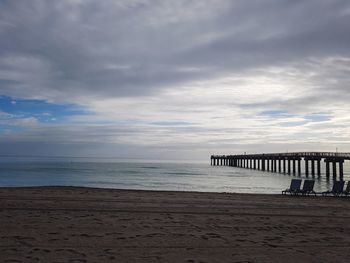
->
[211, 152, 349, 180]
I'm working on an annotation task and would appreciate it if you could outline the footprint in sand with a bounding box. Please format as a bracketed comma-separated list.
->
[5, 260, 22, 263]
[55, 248, 86, 258]
[1, 248, 18, 253]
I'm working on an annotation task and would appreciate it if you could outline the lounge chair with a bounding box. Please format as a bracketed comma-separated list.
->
[341, 181, 350, 197]
[322, 181, 345, 197]
[282, 179, 302, 195]
[299, 180, 316, 196]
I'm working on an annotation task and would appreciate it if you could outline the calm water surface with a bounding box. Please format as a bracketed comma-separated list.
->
[0, 160, 349, 194]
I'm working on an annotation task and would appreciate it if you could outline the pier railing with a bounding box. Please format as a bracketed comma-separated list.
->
[211, 152, 350, 159]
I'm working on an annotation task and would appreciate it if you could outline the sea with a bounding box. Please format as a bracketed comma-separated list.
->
[0, 157, 349, 194]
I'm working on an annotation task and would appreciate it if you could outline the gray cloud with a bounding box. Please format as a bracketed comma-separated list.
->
[1, 0, 350, 158]
[0, 0, 349, 102]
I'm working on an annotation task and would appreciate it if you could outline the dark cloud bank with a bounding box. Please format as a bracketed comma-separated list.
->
[0, 0, 349, 100]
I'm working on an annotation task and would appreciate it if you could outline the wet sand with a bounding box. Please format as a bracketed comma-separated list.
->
[1, 187, 350, 263]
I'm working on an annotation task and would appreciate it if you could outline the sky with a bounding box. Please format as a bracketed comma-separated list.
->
[1, 0, 350, 161]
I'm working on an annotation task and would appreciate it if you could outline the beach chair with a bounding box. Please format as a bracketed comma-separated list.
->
[299, 180, 316, 196]
[322, 181, 345, 197]
[282, 179, 302, 195]
[341, 181, 350, 197]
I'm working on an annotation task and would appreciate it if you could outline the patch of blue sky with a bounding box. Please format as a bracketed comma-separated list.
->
[258, 110, 332, 123]
[279, 121, 308, 127]
[0, 95, 87, 123]
[277, 113, 332, 127]
[258, 110, 294, 118]
[150, 121, 194, 126]
[304, 112, 332, 122]
[0, 123, 23, 133]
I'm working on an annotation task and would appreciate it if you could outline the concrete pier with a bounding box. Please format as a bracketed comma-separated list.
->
[211, 152, 348, 180]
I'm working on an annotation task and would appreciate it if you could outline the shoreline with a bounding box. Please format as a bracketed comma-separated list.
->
[0, 185, 346, 197]
[1, 186, 350, 262]
[0, 185, 286, 196]
[0, 185, 279, 194]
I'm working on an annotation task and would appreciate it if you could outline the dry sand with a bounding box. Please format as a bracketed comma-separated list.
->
[1, 187, 350, 263]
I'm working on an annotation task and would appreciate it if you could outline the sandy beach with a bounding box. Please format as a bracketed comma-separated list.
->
[1, 187, 350, 262]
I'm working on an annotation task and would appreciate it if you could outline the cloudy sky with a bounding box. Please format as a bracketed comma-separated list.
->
[1, 0, 350, 160]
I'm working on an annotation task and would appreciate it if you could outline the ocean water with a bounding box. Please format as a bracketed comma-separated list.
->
[0, 160, 349, 194]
